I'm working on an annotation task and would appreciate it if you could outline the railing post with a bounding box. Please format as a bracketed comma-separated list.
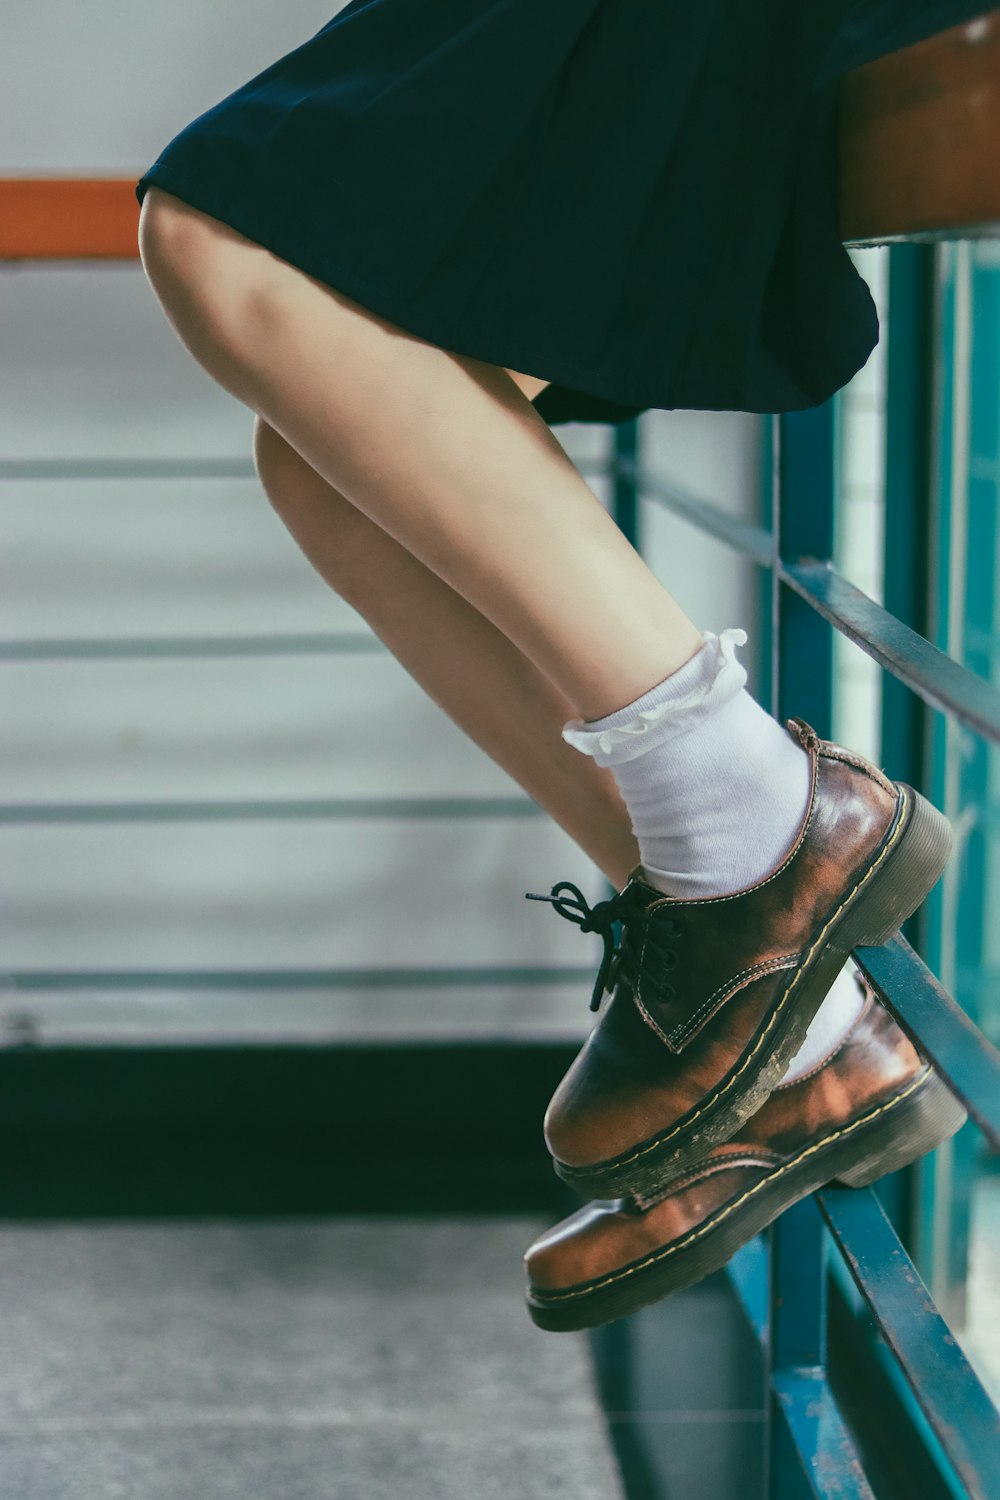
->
[772, 404, 836, 737]
[916, 239, 988, 1318]
[767, 403, 838, 1498]
[881, 244, 937, 792]
[872, 243, 939, 1243]
[611, 418, 640, 550]
[767, 1198, 831, 1500]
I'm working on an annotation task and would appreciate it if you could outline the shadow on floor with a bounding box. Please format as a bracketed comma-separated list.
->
[592, 1270, 766, 1500]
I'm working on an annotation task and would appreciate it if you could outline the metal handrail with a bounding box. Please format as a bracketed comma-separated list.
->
[818, 1185, 1000, 1500]
[855, 937, 1000, 1148]
[617, 453, 1000, 745]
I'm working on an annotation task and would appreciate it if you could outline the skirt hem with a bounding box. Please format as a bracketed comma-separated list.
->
[135, 164, 832, 426]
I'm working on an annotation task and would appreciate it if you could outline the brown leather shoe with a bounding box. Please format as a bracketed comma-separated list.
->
[531, 718, 953, 1200]
[525, 978, 966, 1331]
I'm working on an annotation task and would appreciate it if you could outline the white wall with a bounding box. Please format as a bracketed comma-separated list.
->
[1, 1, 763, 1043]
[833, 245, 890, 760]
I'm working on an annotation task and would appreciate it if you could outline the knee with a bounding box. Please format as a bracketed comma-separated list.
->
[138, 189, 269, 391]
[138, 188, 221, 310]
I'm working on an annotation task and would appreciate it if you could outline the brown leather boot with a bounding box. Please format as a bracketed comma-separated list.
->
[525, 978, 966, 1331]
[531, 719, 953, 1200]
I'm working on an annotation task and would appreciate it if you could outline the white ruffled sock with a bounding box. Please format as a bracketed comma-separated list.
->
[778, 964, 868, 1083]
[563, 628, 812, 899]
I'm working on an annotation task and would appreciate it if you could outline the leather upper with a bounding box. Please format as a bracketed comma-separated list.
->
[623, 719, 901, 1054]
[528, 982, 924, 1294]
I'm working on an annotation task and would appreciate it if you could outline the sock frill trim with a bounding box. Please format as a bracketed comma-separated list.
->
[562, 626, 749, 767]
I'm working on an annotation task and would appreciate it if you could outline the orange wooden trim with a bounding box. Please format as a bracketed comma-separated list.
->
[0, 177, 141, 261]
[840, 12, 1000, 244]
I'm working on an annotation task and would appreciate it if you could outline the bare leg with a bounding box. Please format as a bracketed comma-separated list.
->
[138, 189, 704, 720]
[252, 410, 640, 888]
[252, 412, 867, 1083]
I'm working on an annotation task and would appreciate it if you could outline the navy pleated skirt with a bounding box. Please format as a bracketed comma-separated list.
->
[136, 1, 987, 426]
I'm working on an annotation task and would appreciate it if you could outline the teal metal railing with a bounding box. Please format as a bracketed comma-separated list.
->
[607, 240, 1000, 1500]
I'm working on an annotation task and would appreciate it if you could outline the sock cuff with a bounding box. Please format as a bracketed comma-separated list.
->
[562, 627, 749, 766]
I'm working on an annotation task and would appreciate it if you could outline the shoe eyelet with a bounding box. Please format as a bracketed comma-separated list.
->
[661, 950, 677, 971]
[661, 982, 676, 1001]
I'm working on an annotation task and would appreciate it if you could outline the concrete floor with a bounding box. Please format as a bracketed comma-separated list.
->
[0, 1217, 625, 1500]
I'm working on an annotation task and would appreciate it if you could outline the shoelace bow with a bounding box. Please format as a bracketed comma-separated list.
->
[525, 879, 640, 1012]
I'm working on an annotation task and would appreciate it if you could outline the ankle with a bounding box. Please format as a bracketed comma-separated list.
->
[561, 628, 813, 899]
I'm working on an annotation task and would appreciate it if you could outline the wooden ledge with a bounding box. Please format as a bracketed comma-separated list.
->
[840, 11, 1000, 244]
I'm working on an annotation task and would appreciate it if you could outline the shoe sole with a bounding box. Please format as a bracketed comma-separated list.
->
[553, 783, 953, 1201]
[528, 1065, 966, 1332]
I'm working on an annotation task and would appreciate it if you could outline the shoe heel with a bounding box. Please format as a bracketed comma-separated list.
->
[834, 788, 953, 952]
[833, 1072, 967, 1188]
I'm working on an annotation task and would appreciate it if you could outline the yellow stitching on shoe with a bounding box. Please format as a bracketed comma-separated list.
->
[665, 955, 800, 1047]
[639, 958, 798, 1051]
[561, 788, 913, 1179]
[536, 1065, 933, 1302]
[820, 743, 896, 794]
[634, 1152, 780, 1208]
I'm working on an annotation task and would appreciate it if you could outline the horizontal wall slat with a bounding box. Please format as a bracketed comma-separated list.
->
[0, 458, 257, 480]
[0, 655, 521, 803]
[0, 453, 597, 482]
[0, 477, 363, 640]
[0, 982, 592, 1046]
[0, 819, 597, 970]
[0, 633, 384, 662]
[1, 798, 539, 824]
[1, 267, 254, 463]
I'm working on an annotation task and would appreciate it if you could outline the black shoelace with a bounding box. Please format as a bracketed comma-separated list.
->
[525, 879, 642, 1012]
